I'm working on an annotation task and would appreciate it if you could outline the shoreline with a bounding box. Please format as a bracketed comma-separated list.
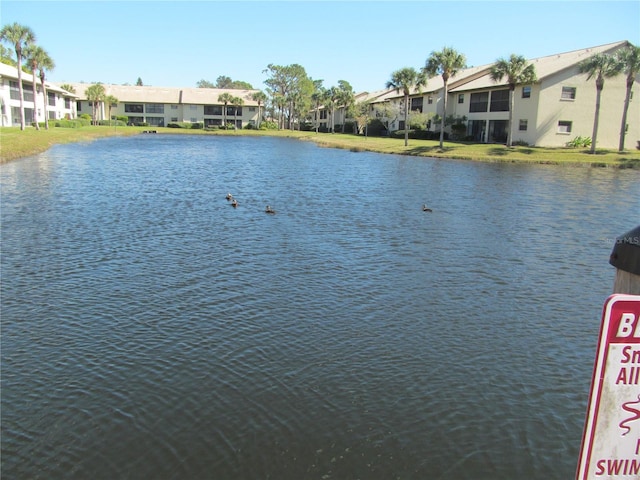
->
[1, 126, 639, 168]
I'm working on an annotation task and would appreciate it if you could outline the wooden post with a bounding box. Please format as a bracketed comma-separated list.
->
[609, 225, 640, 294]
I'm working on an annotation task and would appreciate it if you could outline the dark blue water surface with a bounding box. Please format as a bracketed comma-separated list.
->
[1, 134, 639, 479]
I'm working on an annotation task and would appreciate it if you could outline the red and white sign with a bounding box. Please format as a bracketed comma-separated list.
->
[577, 294, 640, 479]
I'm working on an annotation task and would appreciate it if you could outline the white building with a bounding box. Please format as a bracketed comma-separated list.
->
[65, 83, 263, 129]
[363, 40, 639, 149]
[0, 62, 77, 127]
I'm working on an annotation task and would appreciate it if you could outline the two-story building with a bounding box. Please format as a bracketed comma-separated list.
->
[0, 62, 77, 126]
[363, 40, 639, 149]
[66, 83, 262, 129]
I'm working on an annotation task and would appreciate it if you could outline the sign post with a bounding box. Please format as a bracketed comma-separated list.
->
[576, 294, 640, 479]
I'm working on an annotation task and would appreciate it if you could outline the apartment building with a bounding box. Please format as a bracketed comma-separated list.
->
[0, 62, 77, 126]
[365, 40, 639, 149]
[66, 83, 262, 129]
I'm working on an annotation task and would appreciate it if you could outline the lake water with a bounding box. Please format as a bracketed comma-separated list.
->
[1, 134, 638, 479]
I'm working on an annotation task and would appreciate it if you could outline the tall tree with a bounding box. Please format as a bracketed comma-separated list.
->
[197, 79, 215, 88]
[386, 67, 427, 146]
[335, 80, 355, 133]
[578, 52, 621, 154]
[136, 77, 143, 86]
[216, 76, 233, 88]
[230, 96, 244, 129]
[105, 94, 118, 126]
[34, 47, 55, 130]
[60, 83, 76, 94]
[310, 81, 327, 133]
[85, 83, 106, 125]
[251, 91, 267, 128]
[615, 43, 640, 152]
[0, 22, 36, 130]
[489, 54, 537, 147]
[24, 44, 42, 130]
[423, 47, 466, 148]
[24, 45, 55, 130]
[218, 92, 233, 128]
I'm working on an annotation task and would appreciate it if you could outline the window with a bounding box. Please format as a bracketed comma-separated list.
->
[125, 103, 143, 113]
[470, 92, 489, 113]
[146, 103, 164, 114]
[171, 105, 178, 110]
[190, 117, 197, 123]
[558, 121, 572, 133]
[458, 94, 464, 104]
[410, 97, 423, 113]
[146, 117, 164, 126]
[519, 119, 528, 131]
[77, 101, 82, 111]
[171, 117, 178, 122]
[522, 86, 531, 98]
[490, 89, 509, 112]
[65, 98, 71, 109]
[48, 92, 56, 106]
[249, 106, 256, 112]
[204, 105, 222, 115]
[320, 110, 327, 119]
[561, 87, 576, 100]
[428, 96, 433, 105]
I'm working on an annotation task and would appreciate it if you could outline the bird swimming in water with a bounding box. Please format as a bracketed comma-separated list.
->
[226, 193, 233, 201]
[231, 199, 238, 207]
[422, 204, 433, 212]
[265, 205, 276, 214]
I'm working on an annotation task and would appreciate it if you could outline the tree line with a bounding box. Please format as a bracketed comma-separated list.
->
[2, 21, 639, 151]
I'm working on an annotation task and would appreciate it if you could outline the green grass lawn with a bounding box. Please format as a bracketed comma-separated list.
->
[2, 126, 639, 168]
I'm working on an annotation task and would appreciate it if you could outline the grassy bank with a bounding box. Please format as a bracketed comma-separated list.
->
[2, 126, 639, 168]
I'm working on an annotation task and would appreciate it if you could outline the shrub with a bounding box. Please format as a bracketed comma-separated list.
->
[259, 121, 278, 130]
[566, 136, 592, 148]
[512, 140, 530, 147]
[54, 119, 83, 128]
[367, 119, 388, 137]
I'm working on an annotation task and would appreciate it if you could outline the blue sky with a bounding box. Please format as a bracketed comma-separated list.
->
[2, 1, 639, 93]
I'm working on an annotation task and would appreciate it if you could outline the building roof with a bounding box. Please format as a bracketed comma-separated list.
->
[63, 82, 262, 106]
[0, 62, 78, 97]
[449, 40, 629, 92]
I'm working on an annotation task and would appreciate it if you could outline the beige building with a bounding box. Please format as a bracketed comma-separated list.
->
[365, 40, 639, 149]
[0, 62, 77, 126]
[66, 83, 262, 129]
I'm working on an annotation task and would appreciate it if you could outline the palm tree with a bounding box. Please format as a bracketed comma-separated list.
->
[85, 83, 106, 125]
[60, 83, 76, 94]
[423, 47, 466, 148]
[311, 84, 327, 133]
[218, 92, 233, 129]
[25, 45, 54, 130]
[578, 52, 621, 154]
[615, 44, 640, 152]
[0, 23, 36, 130]
[24, 44, 42, 130]
[230, 96, 244, 130]
[35, 48, 55, 130]
[386, 67, 427, 146]
[490, 54, 537, 147]
[335, 80, 355, 133]
[251, 91, 267, 129]
[105, 95, 118, 126]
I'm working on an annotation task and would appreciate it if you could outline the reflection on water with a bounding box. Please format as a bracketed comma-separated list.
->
[1, 135, 639, 479]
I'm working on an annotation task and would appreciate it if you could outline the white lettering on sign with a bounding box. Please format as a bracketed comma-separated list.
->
[616, 313, 640, 338]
